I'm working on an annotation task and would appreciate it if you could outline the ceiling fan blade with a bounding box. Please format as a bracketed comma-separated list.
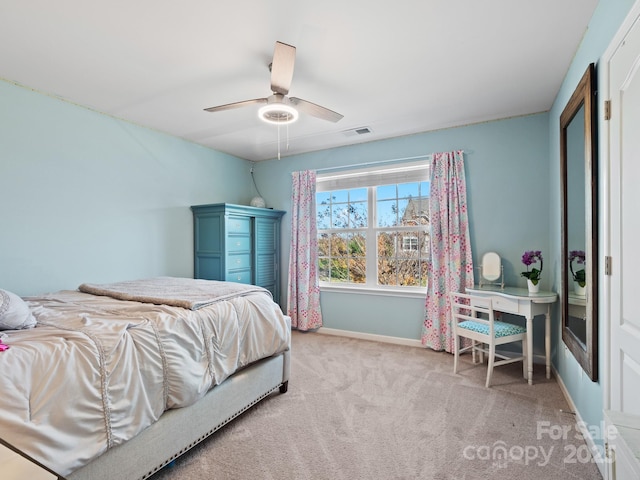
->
[289, 97, 343, 122]
[270, 41, 296, 95]
[204, 98, 267, 113]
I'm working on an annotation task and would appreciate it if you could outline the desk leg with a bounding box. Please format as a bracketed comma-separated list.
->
[545, 306, 551, 380]
[526, 316, 534, 385]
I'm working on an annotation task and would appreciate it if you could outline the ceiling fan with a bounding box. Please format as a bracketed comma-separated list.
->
[204, 41, 343, 124]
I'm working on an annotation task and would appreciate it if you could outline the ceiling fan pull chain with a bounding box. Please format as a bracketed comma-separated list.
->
[277, 122, 281, 160]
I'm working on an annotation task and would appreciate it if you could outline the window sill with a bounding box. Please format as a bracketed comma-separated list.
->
[319, 284, 427, 299]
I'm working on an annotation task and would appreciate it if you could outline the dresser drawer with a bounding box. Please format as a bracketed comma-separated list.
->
[227, 216, 251, 234]
[470, 295, 518, 314]
[228, 253, 251, 270]
[226, 270, 252, 284]
[492, 296, 519, 314]
[227, 235, 251, 252]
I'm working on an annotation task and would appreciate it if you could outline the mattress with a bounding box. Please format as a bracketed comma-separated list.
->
[0, 278, 290, 476]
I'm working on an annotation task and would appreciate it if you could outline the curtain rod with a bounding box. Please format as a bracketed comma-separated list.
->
[314, 154, 431, 174]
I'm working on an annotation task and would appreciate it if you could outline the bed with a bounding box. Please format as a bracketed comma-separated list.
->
[0, 277, 291, 480]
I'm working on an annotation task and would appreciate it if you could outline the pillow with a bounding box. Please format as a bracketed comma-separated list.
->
[0, 289, 37, 330]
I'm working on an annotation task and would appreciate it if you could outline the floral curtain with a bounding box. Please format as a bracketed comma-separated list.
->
[422, 150, 474, 352]
[287, 170, 323, 331]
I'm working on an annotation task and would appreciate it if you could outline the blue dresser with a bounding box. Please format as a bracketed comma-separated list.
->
[191, 203, 286, 304]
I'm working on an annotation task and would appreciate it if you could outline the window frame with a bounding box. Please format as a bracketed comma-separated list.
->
[316, 159, 430, 297]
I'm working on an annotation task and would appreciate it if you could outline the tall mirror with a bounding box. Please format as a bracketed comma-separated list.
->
[560, 63, 598, 381]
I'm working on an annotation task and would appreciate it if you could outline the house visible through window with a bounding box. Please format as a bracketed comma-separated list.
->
[402, 236, 419, 251]
[316, 159, 430, 291]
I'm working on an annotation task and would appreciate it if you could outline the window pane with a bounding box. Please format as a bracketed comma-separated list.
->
[349, 201, 368, 227]
[401, 198, 429, 226]
[323, 191, 369, 229]
[349, 188, 367, 202]
[319, 258, 330, 282]
[316, 191, 331, 205]
[420, 261, 429, 287]
[330, 233, 348, 256]
[378, 259, 426, 286]
[397, 260, 420, 286]
[348, 258, 366, 283]
[376, 184, 396, 200]
[314, 231, 368, 285]
[329, 258, 349, 282]
[377, 231, 429, 286]
[317, 205, 331, 229]
[398, 182, 419, 198]
[349, 233, 366, 257]
[331, 190, 348, 203]
[421, 181, 430, 195]
[378, 258, 398, 286]
[332, 204, 349, 228]
[318, 233, 330, 256]
[421, 233, 431, 256]
[377, 200, 398, 227]
[377, 231, 395, 257]
[397, 199, 411, 225]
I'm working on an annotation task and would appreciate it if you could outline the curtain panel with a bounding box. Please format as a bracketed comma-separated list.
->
[287, 170, 323, 331]
[422, 150, 474, 352]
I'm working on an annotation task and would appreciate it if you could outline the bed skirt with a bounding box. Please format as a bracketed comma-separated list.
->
[67, 348, 290, 480]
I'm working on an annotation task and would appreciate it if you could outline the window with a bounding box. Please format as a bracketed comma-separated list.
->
[402, 236, 419, 251]
[316, 159, 430, 291]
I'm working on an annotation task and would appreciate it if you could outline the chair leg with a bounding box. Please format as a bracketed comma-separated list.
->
[453, 334, 459, 374]
[522, 335, 528, 379]
[486, 342, 496, 388]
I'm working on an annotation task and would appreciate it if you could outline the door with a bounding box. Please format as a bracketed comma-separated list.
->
[610, 11, 640, 413]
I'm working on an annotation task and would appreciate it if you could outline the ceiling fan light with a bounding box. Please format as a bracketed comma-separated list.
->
[258, 103, 299, 125]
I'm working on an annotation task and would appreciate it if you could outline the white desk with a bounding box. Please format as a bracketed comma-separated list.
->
[466, 285, 558, 385]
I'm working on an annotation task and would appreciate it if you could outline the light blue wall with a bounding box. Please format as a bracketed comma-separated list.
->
[547, 0, 635, 450]
[0, 80, 252, 296]
[253, 113, 550, 342]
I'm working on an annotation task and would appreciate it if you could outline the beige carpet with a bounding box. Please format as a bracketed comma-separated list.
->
[150, 331, 602, 480]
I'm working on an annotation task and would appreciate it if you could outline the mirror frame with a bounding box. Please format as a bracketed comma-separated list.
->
[560, 63, 598, 381]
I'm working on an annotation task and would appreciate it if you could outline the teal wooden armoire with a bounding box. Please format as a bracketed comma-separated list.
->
[191, 203, 286, 304]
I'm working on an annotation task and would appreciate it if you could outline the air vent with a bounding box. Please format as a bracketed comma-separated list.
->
[342, 126, 373, 137]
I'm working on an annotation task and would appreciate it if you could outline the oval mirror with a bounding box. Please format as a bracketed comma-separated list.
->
[481, 252, 501, 282]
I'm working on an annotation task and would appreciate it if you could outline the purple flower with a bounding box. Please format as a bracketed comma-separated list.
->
[521, 250, 543, 284]
[569, 250, 586, 286]
[569, 250, 586, 264]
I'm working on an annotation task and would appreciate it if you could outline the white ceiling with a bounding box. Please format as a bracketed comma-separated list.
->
[0, 1, 598, 162]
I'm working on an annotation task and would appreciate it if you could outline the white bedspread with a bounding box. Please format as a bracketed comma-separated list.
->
[0, 279, 290, 476]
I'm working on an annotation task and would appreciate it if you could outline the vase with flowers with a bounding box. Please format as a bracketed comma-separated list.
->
[569, 249, 586, 296]
[521, 250, 543, 293]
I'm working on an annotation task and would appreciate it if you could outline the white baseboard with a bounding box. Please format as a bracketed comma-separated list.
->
[553, 366, 606, 478]
[315, 328, 547, 361]
[316, 327, 423, 348]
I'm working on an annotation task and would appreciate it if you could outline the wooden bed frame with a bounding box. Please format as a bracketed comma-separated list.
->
[67, 349, 290, 480]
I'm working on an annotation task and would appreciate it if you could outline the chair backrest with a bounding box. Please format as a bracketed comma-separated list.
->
[450, 292, 495, 337]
